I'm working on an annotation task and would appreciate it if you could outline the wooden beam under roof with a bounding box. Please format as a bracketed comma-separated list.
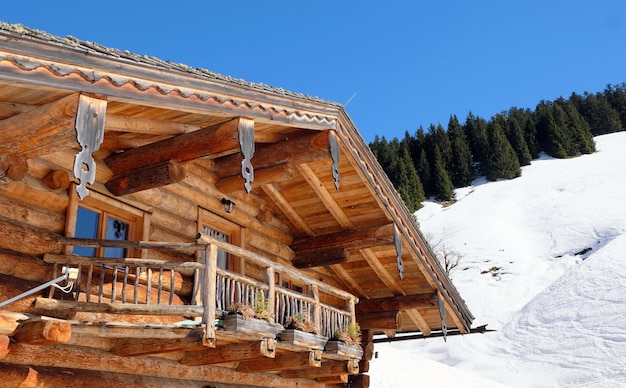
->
[291, 223, 395, 253]
[356, 293, 438, 314]
[0, 93, 81, 158]
[104, 117, 250, 176]
[298, 162, 354, 229]
[293, 247, 350, 268]
[214, 130, 332, 178]
[262, 183, 315, 237]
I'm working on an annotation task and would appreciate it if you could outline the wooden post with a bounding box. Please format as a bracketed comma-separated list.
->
[265, 266, 275, 321]
[312, 285, 321, 335]
[349, 297, 357, 325]
[202, 244, 218, 347]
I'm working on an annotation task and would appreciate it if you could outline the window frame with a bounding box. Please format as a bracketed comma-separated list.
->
[65, 185, 151, 258]
[197, 207, 245, 273]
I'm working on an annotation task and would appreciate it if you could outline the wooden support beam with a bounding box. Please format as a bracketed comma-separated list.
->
[0, 154, 28, 183]
[181, 339, 276, 365]
[216, 163, 294, 193]
[13, 319, 71, 346]
[329, 264, 369, 298]
[105, 159, 186, 196]
[214, 130, 331, 178]
[0, 215, 65, 256]
[262, 183, 315, 237]
[110, 330, 207, 356]
[293, 247, 349, 268]
[356, 311, 402, 331]
[349, 373, 371, 388]
[406, 309, 431, 336]
[291, 223, 395, 253]
[356, 293, 438, 314]
[360, 248, 405, 294]
[42, 169, 71, 190]
[298, 163, 354, 229]
[2, 342, 323, 388]
[105, 117, 247, 176]
[236, 349, 322, 373]
[105, 114, 201, 135]
[0, 363, 229, 388]
[0, 93, 80, 158]
[0, 312, 30, 337]
[316, 374, 349, 385]
[34, 298, 203, 317]
[280, 359, 358, 379]
[0, 248, 52, 284]
[0, 335, 8, 358]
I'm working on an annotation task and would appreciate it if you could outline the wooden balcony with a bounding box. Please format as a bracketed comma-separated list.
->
[33, 233, 362, 380]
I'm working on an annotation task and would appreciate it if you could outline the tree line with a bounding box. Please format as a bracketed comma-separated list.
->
[369, 83, 626, 212]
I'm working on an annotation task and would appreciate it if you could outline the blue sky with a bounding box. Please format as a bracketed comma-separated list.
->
[3, 1, 625, 143]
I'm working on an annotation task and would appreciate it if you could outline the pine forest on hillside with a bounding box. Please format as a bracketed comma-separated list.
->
[369, 83, 626, 212]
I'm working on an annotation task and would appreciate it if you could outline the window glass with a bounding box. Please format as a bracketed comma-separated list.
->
[104, 218, 129, 258]
[73, 207, 99, 256]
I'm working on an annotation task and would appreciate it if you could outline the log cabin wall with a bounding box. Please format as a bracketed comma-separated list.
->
[0, 22, 473, 387]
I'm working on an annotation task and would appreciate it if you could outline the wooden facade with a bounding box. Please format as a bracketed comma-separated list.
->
[0, 22, 473, 387]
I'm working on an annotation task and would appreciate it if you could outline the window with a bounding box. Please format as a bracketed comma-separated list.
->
[66, 186, 149, 257]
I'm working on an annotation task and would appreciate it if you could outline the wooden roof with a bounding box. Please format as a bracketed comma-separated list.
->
[0, 21, 473, 336]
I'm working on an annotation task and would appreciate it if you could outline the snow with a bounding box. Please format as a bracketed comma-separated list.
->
[369, 132, 626, 387]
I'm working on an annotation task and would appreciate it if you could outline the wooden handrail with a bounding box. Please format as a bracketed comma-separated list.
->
[52, 235, 359, 340]
[196, 233, 359, 304]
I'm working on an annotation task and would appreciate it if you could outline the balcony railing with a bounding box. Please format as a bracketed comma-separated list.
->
[39, 233, 359, 345]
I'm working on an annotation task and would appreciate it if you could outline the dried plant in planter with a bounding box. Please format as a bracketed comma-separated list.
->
[226, 302, 256, 320]
[285, 310, 317, 334]
[227, 293, 274, 322]
[333, 322, 362, 345]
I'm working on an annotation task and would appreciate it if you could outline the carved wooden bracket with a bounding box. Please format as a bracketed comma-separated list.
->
[329, 130, 340, 190]
[73, 95, 107, 199]
[238, 118, 255, 193]
[439, 293, 447, 342]
[309, 349, 322, 367]
[393, 224, 404, 279]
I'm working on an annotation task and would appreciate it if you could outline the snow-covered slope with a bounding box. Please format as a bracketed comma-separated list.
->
[369, 132, 626, 387]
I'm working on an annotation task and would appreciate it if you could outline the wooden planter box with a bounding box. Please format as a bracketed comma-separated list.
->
[222, 314, 283, 338]
[278, 329, 328, 350]
[325, 340, 364, 358]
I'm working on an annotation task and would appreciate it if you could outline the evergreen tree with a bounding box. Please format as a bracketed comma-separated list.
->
[536, 102, 567, 158]
[573, 92, 622, 135]
[505, 116, 532, 166]
[392, 143, 425, 212]
[563, 101, 595, 155]
[447, 115, 474, 187]
[429, 123, 452, 170]
[432, 146, 454, 201]
[484, 119, 521, 180]
[604, 83, 626, 130]
[463, 113, 489, 173]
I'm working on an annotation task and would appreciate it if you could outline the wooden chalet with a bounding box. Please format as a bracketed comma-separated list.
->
[0, 22, 473, 387]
